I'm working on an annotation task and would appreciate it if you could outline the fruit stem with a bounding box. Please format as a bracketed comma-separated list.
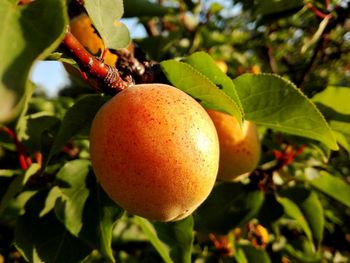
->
[61, 31, 133, 94]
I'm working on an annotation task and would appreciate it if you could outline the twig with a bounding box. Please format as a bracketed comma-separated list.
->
[61, 31, 133, 94]
[0, 127, 31, 171]
[306, 4, 330, 19]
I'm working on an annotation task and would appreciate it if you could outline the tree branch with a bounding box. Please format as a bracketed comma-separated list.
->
[61, 31, 133, 94]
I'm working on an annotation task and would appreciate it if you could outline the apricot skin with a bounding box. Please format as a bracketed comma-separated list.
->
[206, 110, 260, 181]
[90, 84, 219, 221]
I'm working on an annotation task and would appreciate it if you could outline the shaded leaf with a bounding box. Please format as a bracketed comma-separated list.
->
[0, 164, 40, 216]
[161, 60, 242, 119]
[136, 33, 180, 61]
[281, 187, 324, 246]
[14, 191, 91, 263]
[254, 0, 303, 16]
[233, 74, 338, 150]
[79, 180, 123, 262]
[239, 244, 271, 263]
[85, 0, 130, 49]
[257, 193, 284, 226]
[54, 160, 91, 237]
[277, 197, 312, 241]
[48, 94, 109, 161]
[0, 0, 67, 122]
[54, 160, 123, 262]
[136, 216, 194, 263]
[124, 0, 174, 17]
[153, 217, 194, 263]
[194, 182, 264, 234]
[21, 115, 60, 153]
[283, 237, 321, 263]
[134, 217, 173, 263]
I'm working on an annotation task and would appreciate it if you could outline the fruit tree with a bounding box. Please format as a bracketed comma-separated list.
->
[0, 0, 350, 262]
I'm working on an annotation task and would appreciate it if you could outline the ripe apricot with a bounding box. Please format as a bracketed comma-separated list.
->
[206, 109, 260, 181]
[90, 84, 219, 221]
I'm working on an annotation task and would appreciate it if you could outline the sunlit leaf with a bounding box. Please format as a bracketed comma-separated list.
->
[185, 51, 243, 122]
[161, 60, 242, 120]
[85, 0, 130, 49]
[0, 0, 67, 122]
[233, 74, 338, 150]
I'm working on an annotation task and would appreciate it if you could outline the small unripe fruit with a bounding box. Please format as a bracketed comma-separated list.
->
[206, 109, 260, 181]
[90, 84, 219, 221]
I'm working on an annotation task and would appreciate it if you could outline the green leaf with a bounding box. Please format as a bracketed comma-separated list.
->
[277, 197, 312, 241]
[134, 217, 172, 263]
[253, 0, 303, 16]
[160, 60, 242, 119]
[14, 191, 91, 263]
[136, 32, 180, 61]
[124, 0, 174, 17]
[0, 0, 67, 122]
[283, 237, 321, 263]
[307, 171, 350, 208]
[54, 160, 91, 236]
[135, 217, 194, 263]
[15, 81, 36, 138]
[313, 86, 350, 115]
[153, 217, 194, 263]
[78, 180, 123, 262]
[21, 115, 60, 154]
[54, 160, 123, 262]
[312, 86, 350, 153]
[232, 74, 338, 150]
[194, 182, 264, 234]
[0, 169, 22, 178]
[48, 94, 109, 161]
[333, 130, 350, 154]
[281, 187, 324, 246]
[239, 244, 271, 263]
[0, 164, 40, 216]
[185, 52, 243, 122]
[84, 0, 130, 49]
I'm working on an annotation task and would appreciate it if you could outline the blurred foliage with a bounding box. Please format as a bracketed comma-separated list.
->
[0, 0, 350, 262]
